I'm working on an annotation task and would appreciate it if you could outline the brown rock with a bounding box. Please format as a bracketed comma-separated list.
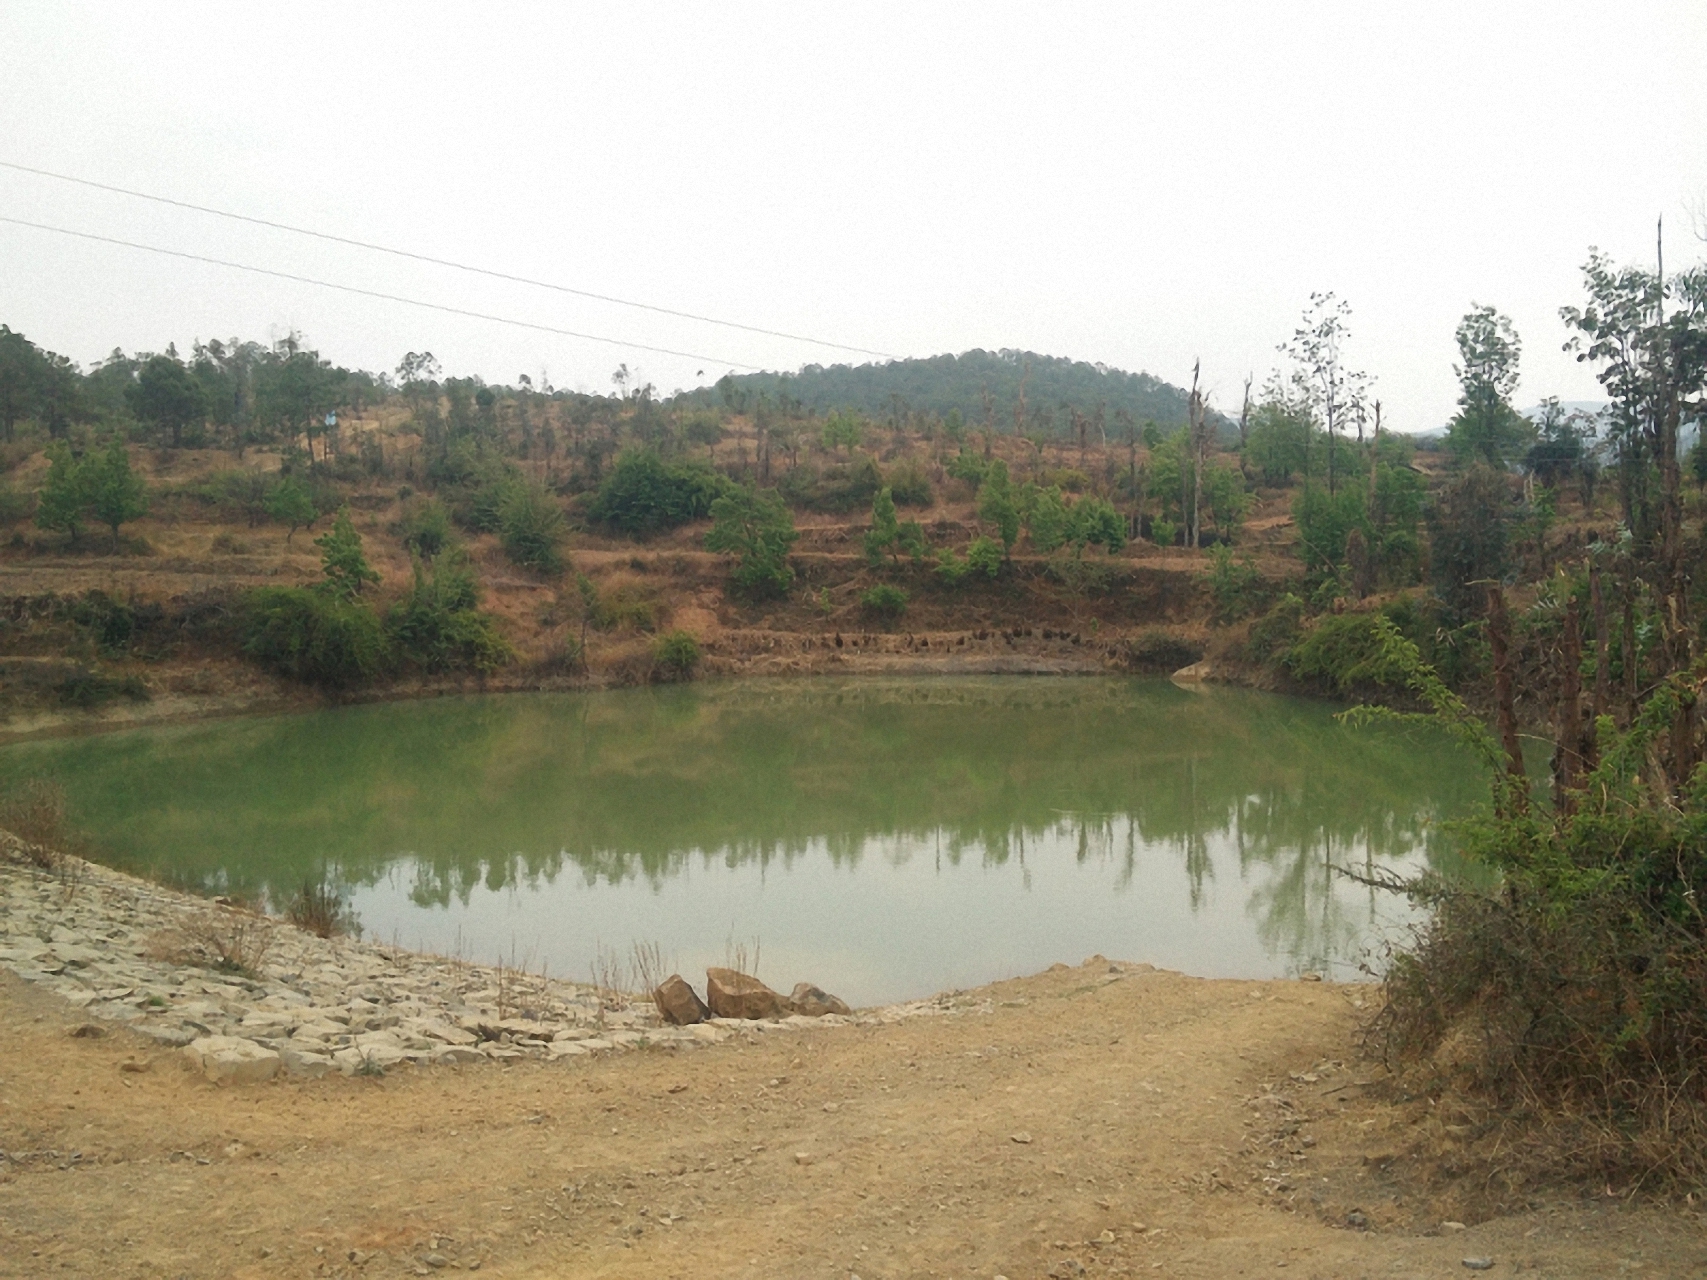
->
[787, 982, 852, 1017]
[652, 974, 710, 1026]
[704, 967, 785, 1020]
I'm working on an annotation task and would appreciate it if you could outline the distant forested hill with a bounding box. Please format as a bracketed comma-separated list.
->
[693, 350, 1220, 438]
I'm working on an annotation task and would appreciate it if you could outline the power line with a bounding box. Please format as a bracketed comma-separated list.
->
[0, 158, 895, 360]
[0, 214, 763, 371]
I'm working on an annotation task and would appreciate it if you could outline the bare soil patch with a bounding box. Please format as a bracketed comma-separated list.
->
[3, 960, 1702, 1279]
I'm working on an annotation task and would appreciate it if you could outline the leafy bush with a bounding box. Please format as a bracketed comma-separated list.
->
[398, 497, 454, 559]
[314, 507, 380, 599]
[1068, 496, 1125, 553]
[499, 484, 566, 573]
[265, 475, 316, 541]
[56, 669, 149, 707]
[705, 487, 798, 598]
[1284, 607, 1419, 690]
[1203, 543, 1262, 621]
[776, 457, 883, 513]
[966, 536, 1003, 577]
[241, 586, 389, 688]
[385, 557, 511, 674]
[885, 459, 934, 507]
[1246, 593, 1305, 662]
[1150, 518, 1177, 547]
[860, 583, 908, 619]
[0, 475, 31, 527]
[1356, 620, 1707, 1184]
[588, 449, 731, 535]
[651, 630, 701, 681]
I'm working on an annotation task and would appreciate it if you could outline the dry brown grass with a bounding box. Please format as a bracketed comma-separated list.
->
[147, 906, 275, 978]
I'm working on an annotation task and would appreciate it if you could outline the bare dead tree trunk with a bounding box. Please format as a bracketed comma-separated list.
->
[1622, 569, 1639, 719]
[1590, 559, 1611, 720]
[1187, 360, 1209, 549]
[1238, 374, 1252, 454]
[1487, 584, 1528, 810]
[1553, 597, 1585, 814]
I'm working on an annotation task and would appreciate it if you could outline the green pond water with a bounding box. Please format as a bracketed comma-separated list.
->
[0, 677, 1485, 1005]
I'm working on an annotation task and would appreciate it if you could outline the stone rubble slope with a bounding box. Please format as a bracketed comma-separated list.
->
[0, 834, 996, 1084]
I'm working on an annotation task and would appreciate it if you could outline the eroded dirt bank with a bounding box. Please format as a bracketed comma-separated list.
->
[4, 958, 1703, 1279]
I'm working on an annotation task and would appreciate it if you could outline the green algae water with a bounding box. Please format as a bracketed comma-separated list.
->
[0, 677, 1483, 1005]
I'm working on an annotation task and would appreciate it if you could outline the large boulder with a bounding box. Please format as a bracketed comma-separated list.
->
[705, 967, 786, 1020]
[182, 1035, 281, 1085]
[787, 983, 852, 1017]
[653, 974, 710, 1026]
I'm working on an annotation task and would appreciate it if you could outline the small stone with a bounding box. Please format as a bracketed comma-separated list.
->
[1345, 1209, 1368, 1231]
[1097, 1229, 1115, 1244]
[653, 974, 711, 1026]
[794, 1152, 814, 1165]
[823, 1102, 840, 1113]
[1048, 1260, 1086, 1278]
[423, 1253, 448, 1269]
[1010, 1132, 1033, 1144]
[1462, 1260, 1494, 1272]
[787, 982, 852, 1017]
[1442, 1221, 1468, 1232]
[67, 1022, 106, 1039]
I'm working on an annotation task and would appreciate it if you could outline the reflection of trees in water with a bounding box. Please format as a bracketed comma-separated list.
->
[3, 678, 1480, 968]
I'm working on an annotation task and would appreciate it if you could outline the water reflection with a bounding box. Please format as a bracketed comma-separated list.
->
[0, 677, 1482, 1001]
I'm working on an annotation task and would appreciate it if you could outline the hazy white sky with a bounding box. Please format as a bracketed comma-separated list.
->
[2, 2, 1704, 431]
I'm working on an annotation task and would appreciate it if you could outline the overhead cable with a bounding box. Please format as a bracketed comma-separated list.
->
[0, 215, 761, 370]
[0, 159, 893, 360]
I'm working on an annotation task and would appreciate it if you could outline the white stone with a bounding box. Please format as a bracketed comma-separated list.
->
[182, 1035, 282, 1085]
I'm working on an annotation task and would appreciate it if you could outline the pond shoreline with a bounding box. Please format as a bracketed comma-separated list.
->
[0, 636, 1165, 745]
[0, 830, 1013, 1083]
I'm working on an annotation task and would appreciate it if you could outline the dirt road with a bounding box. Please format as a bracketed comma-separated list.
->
[2, 960, 1701, 1279]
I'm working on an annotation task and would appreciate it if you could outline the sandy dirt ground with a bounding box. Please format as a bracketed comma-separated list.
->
[2, 960, 1703, 1280]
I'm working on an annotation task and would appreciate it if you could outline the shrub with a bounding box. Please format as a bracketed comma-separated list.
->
[1203, 543, 1262, 621]
[1284, 609, 1413, 690]
[265, 475, 316, 542]
[588, 449, 731, 535]
[56, 669, 148, 707]
[965, 536, 1004, 578]
[241, 586, 389, 688]
[776, 457, 883, 513]
[885, 459, 934, 507]
[398, 497, 454, 559]
[1068, 496, 1125, 553]
[314, 507, 380, 599]
[860, 583, 908, 619]
[705, 487, 798, 598]
[651, 630, 701, 681]
[499, 484, 566, 573]
[385, 558, 511, 674]
[0, 475, 30, 527]
[1150, 518, 1177, 547]
[1246, 593, 1305, 662]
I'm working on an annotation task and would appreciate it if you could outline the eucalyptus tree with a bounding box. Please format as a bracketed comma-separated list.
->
[1281, 293, 1371, 496]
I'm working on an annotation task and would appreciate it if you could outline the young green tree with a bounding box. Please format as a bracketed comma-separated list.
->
[1067, 495, 1126, 554]
[1024, 484, 1071, 553]
[499, 483, 567, 573]
[1446, 305, 1532, 467]
[705, 487, 798, 597]
[265, 474, 317, 542]
[86, 437, 149, 549]
[34, 442, 89, 543]
[864, 486, 900, 564]
[977, 460, 1021, 554]
[127, 353, 208, 448]
[314, 506, 380, 599]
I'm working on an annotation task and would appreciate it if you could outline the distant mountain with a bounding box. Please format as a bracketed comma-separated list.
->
[694, 349, 1221, 439]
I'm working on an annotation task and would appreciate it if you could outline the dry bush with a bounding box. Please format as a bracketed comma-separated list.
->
[630, 940, 667, 1010]
[0, 778, 86, 865]
[284, 876, 361, 939]
[724, 932, 761, 979]
[149, 907, 275, 978]
[591, 942, 629, 1010]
